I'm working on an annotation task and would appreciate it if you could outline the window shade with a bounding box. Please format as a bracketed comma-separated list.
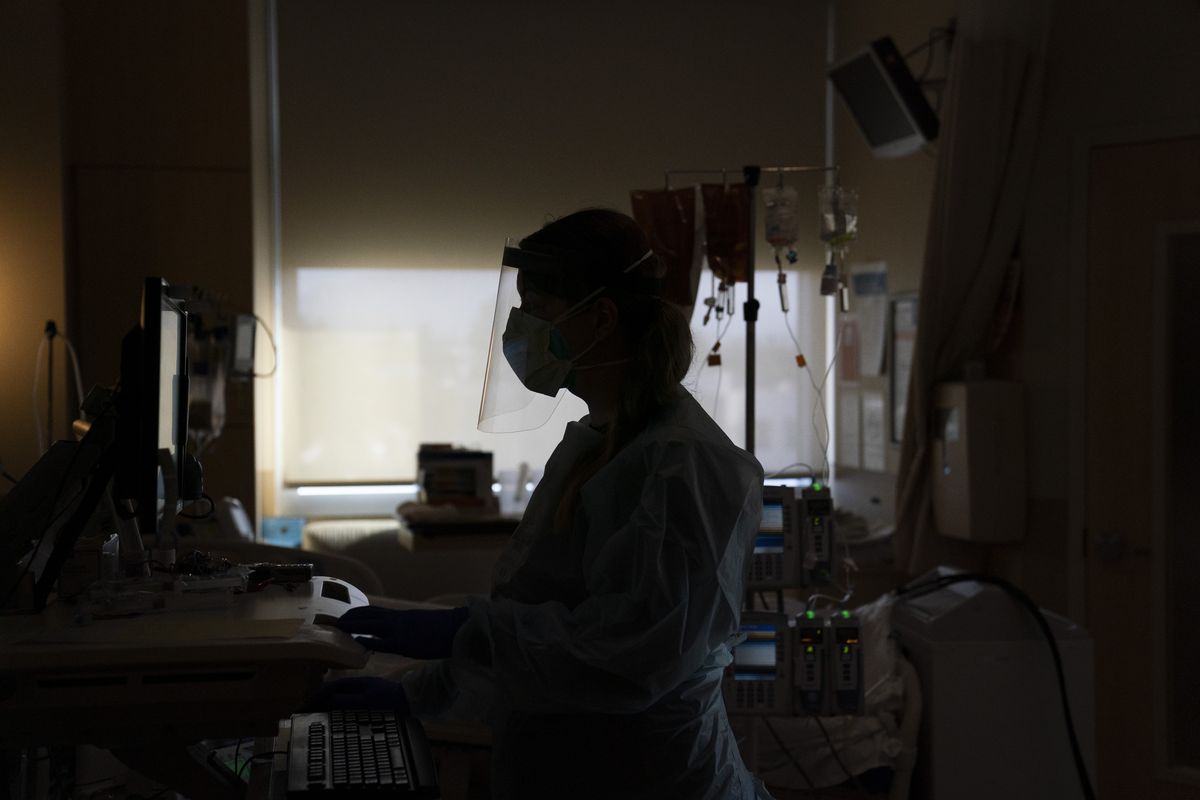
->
[277, 0, 831, 484]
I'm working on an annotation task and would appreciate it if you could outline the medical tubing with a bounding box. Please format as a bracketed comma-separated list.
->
[895, 573, 1096, 800]
[762, 717, 815, 789]
[712, 358, 723, 418]
[814, 318, 848, 483]
[790, 318, 831, 481]
[709, 288, 735, 417]
[774, 251, 789, 314]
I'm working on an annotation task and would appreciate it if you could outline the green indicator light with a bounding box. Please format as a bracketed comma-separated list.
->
[806, 645, 814, 653]
[842, 610, 850, 619]
[805, 610, 815, 619]
[843, 646, 850, 654]
[813, 482, 823, 491]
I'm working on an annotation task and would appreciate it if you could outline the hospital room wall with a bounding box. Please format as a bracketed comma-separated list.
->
[60, 0, 258, 514]
[0, 1, 67, 480]
[829, 0, 954, 529]
[832, 0, 1200, 615]
[0, 0, 258, 510]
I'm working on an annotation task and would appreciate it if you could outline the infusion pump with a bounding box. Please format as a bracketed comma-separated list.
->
[748, 487, 800, 587]
[748, 483, 836, 589]
[723, 610, 864, 717]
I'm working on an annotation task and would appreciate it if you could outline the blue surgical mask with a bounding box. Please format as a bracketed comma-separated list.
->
[499, 250, 654, 396]
[501, 303, 599, 397]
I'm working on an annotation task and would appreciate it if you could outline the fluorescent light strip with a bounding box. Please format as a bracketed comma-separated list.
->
[295, 484, 416, 497]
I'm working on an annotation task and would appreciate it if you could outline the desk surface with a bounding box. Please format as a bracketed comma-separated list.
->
[0, 578, 369, 749]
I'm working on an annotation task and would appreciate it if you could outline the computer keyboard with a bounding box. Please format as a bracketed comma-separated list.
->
[287, 710, 438, 798]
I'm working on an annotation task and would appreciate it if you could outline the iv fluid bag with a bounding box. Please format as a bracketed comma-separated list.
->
[701, 183, 752, 284]
[763, 186, 801, 249]
[630, 187, 703, 312]
[819, 185, 859, 249]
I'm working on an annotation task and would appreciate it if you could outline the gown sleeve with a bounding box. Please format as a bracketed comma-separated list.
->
[450, 438, 763, 715]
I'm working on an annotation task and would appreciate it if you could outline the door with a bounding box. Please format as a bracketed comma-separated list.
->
[1086, 135, 1200, 799]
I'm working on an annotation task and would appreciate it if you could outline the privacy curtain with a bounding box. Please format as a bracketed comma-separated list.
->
[894, 0, 1055, 574]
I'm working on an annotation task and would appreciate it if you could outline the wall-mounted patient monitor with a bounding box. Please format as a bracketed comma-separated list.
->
[748, 486, 800, 588]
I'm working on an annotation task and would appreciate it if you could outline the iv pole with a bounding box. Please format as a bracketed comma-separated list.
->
[663, 164, 838, 456]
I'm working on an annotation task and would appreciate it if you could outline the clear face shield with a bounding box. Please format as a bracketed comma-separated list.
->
[477, 240, 658, 434]
[477, 242, 572, 433]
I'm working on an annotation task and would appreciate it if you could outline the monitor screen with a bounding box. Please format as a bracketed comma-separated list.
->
[753, 534, 784, 555]
[158, 304, 183, 457]
[760, 499, 784, 533]
[755, 498, 785, 553]
[116, 277, 189, 544]
[734, 623, 778, 681]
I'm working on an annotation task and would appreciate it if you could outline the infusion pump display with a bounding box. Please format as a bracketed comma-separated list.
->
[724, 610, 864, 717]
[749, 487, 798, 588]
[727, 614, 792, 714]
[748, 483, 836, 589]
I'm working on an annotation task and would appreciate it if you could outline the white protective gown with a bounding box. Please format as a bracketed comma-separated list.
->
[403, 388, 772, 799]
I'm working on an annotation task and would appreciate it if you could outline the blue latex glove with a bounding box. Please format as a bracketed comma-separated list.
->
[303, 676, 411, 716]
[335, 605, 469, 659]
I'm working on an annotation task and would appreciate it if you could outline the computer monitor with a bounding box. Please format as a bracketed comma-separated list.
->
[1, 278, 193, 609]
[115, 277, 191, 544]
[828, 36, 939, 158]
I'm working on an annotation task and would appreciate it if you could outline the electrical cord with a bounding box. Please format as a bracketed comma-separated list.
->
[0, 441, 89, 610]
[238, 751, 288, 780]
[762, 717, 815, 790]
[902, 25, 954, 62]
[33, 337, 48, 453]
[895, 572, 1096, 800]
[764, 462, 816, 480]
[178, 492, 216, 520]
[0, 397, 117, 609]
[813, 715, 871, 797]
[61, 334, 85, 416]
[252, 313, 278, 378]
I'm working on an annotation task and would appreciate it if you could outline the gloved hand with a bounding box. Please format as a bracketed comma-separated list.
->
[335, 605, 470, 659]
[303, 676, 411, 716]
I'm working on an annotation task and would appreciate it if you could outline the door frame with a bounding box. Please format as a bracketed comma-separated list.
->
[1067, 121, 1200, 625]
[1152, 221, 1200, 788]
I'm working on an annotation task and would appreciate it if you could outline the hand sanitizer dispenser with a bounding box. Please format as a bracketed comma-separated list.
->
[931, 381, 1026, 542]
